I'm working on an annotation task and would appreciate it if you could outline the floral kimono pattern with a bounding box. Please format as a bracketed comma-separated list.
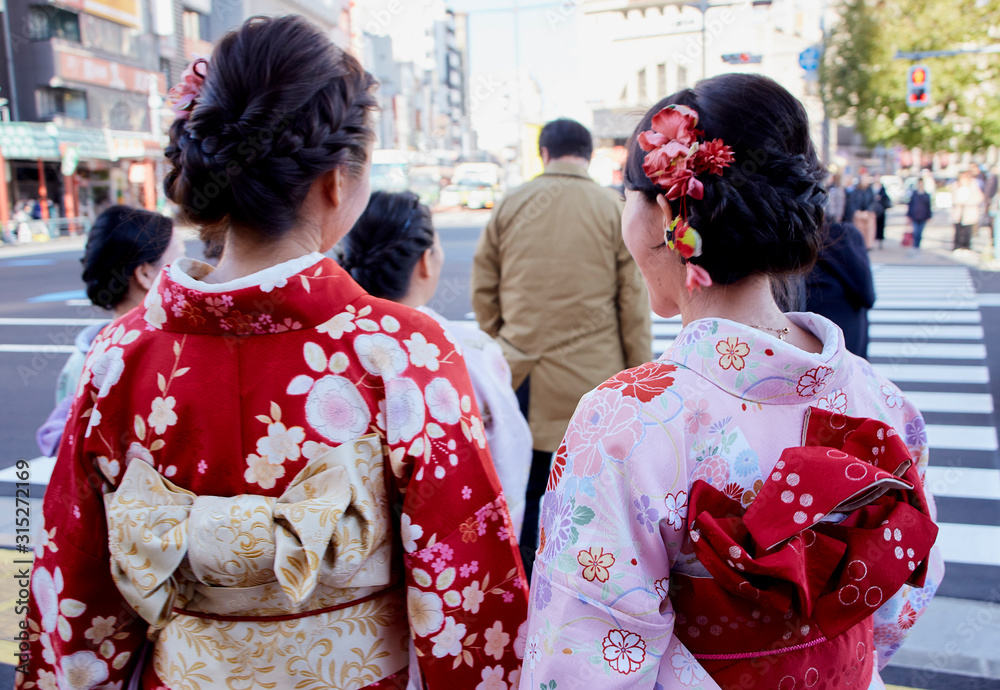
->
[421, 307, 533, 536]
[18, 253, 528, 690]
[519, 314, 943, 690]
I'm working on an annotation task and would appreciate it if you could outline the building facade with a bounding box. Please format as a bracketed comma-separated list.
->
[0, 0, 351, 228]
[581, 0, 830, 159]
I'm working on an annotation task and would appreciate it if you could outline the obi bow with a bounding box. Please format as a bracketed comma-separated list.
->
[104, 434, 393, 630]
[681, 408, 938, 644]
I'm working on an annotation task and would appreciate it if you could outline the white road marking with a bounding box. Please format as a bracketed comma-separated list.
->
[867, 342, 987, 360]
[872, 363, 989, 384]
[0, 344, 75, 353]
[925, 466, 1000, 500]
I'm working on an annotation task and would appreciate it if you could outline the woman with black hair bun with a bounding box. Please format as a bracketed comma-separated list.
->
[35, 205, 184, 456]
[19, 15, 526, 690]
[518, 74, 941, 689]
[340, 191, 532, 535]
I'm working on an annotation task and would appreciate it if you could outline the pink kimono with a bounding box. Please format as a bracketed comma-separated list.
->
[519, 313, 943, 689]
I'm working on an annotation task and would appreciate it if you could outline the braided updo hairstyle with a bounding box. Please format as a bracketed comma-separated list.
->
[624, 73, 827, 285]
[338, 191, 435, 300]
[164, 15, 377, 240]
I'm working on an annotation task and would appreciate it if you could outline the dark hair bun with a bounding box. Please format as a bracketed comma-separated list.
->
[625, 74, 827, 284]
[164, 15, 377, 240]
[81, 205, 174, 309]
[339, 191, 435, 300]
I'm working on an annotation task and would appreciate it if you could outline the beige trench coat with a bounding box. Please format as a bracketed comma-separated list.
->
[471, 161, 652, 451]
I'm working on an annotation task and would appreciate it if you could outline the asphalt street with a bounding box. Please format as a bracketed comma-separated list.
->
[1, 208, 999, 688]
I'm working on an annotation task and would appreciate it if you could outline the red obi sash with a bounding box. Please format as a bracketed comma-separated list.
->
[671, 408, 938, 689]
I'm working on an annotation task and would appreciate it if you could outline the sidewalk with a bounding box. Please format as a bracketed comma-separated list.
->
[872, 207, 999, 270]
[0, 235, 87, 259]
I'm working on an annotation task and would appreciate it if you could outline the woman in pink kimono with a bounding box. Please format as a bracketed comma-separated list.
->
[18, 16, 526, 690]
[518, 74, 942, 689]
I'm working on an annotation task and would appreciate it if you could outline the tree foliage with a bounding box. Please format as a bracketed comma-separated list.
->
[821, 0, 1000, 151]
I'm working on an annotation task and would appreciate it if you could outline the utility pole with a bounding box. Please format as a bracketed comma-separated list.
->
[1, 0, 20, 121]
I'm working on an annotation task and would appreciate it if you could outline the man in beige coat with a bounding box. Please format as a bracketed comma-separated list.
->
[471, 119, 652, 574]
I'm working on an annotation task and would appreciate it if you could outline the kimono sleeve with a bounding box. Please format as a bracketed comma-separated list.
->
[519, 386, 703, 690]
[385, 315, 528, 689]
[17, 382, 147, 688]
[872, 406, 945, 669]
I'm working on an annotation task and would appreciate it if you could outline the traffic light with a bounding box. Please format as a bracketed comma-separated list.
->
[907, 65, 930, 107]
[721, 53, 763, 64]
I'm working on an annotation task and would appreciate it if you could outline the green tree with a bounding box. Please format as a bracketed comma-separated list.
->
[821, 0, 1000, 152]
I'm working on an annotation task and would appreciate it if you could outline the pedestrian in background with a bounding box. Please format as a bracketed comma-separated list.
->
[873, 180, 892, 250]
[471, 118, 652, 576]
[846, 173, 876, 249]
[35, 206, 186, 457]
[952, 169, 985, 251]
[907, 178, 933, 253]
[340, 190, 533, 535]
[826, 171, 846, 224]
[805, 222, 876, 358]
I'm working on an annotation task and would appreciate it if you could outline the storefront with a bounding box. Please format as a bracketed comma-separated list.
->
[0, 121, 166, 230]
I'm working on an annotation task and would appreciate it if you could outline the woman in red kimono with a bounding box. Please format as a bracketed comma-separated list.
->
[18, 16, 527, 690]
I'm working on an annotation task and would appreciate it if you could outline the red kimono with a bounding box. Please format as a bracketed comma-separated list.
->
[17, 253, 528, 690]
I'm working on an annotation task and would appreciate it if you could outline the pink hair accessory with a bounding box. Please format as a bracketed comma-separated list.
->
[640, 104, 735, 268]
[169, 58, 208, 120]
[685, 263, 713, 294]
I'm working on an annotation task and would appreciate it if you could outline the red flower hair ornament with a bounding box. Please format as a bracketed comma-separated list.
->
[168, 58, 208, 121]
[640, 105, 734, 293]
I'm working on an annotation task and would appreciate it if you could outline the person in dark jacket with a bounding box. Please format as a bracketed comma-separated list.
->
[873, 182, 892, 249]
[845, 175, 876, 248]
[906, 179, 933, 251]
[806, 222, 876, 358]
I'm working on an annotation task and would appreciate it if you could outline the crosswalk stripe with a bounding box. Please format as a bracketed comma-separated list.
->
[874, 300, 980, 310]
[925, 466, 1000, 500]
[0, 317, 104, 326]
[871, 363, 989, 384]
[925, 424, 999, 452]
[901, 391, 994, 414]
[869, 324, 984, 340]
[936, 523, 1000, 566]
[869, 310, 981, 324]
[0, 344, 76, 353]
[868, 342, 987, 360]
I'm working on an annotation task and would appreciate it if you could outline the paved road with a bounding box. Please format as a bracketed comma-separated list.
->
[1, 210, 999, 688]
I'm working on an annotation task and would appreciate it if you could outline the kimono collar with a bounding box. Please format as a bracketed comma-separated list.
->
[661, 313, 850, 405]
[142, 253, 367, 335]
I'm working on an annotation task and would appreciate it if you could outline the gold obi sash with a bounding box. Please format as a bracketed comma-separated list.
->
[105, 435, 409, 690]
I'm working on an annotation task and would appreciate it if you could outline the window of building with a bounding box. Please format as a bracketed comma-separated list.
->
[677, 65, 689, 90]
[36, 87, 88, 120]
[638, 68, 647, 103]
[28, 6, 81, 43]
[657, 63, 667, 99]
[81, 13, 139, 59]
[182, 10, 210, 42]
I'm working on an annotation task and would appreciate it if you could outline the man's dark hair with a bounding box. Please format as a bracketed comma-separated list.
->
[538, 119, 593, 161]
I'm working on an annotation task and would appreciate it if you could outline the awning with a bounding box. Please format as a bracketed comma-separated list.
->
[0, 121, 166, 162]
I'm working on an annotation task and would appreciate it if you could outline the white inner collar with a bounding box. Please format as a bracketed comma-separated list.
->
[168, 252, 325, 293]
